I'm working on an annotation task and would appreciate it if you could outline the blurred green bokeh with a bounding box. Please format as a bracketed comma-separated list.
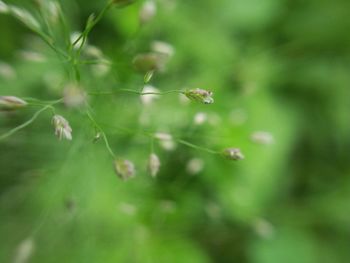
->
[1, 0, 350, 262]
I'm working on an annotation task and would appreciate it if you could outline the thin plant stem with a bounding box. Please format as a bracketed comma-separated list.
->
[88, 89, 184, 96]
[0, 105, 52, 141]
[99, 122, 220, 156]
[72, 1, 114, 48]
[23, 98, 63, 105]
[86, 109, 116, 158]
[176, 139, 220, 155]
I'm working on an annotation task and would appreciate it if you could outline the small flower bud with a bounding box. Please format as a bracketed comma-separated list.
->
[151, 40, 174, 58]
[63, 83, 87, 108]
[0, 96, 27, 111]
[186, 158, 204, 175]
[93, 132, 101, 143]
[70, 32, 85, 50]
[47, 1, 61, 24]
[52, 115, 72, 141]
[193, 112, 207, 125]
[222, 148, 244, 161]
[184, 89, 214, 104]
[0, 1, 9, 13]
[139, 1, 157, 25]
[154, 132, 172, 141]
[154, 132, 177, 151]
[83, 45, 111, 77]
[140, 85, 160, 106]
[14, 237, 35, 263]
[10, 6, 41, 31]
[148, 153, 160, 177]
[0, 61, 16, 80]
[132, 53, 166, 73]
[114, 159, 135, 180]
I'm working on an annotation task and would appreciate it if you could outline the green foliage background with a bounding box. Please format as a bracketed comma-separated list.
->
[1, 0, 350, 262]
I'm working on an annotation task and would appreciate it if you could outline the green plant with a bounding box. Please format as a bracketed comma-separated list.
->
[0, 0, 243, 179]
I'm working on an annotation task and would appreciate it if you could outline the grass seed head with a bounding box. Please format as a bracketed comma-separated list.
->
[184, 89, 214, 104]
[222, 147, 244, 161]
[0, 96, 27, 111]
[52, 115, 72, 141]
[114, 159, 135, 180]
[148, 153, 160, 177]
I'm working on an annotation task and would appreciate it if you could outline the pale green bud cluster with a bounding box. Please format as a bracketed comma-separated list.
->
[184, 89, 214, 104]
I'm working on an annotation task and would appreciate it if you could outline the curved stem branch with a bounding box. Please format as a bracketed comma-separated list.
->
[88, 89, 184, 96]
[0, 105, 51, 141]
[86, 109, 116, 158]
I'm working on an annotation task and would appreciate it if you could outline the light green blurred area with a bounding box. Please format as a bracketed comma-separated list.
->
[1, 0, 350, 262]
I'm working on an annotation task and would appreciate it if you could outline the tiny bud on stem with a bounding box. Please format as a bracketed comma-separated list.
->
[0, 96, 27, 111]
[52, 115, 72, 141]
[148, 153, 160, 177]
[114, 159, 135, 180]
[222, 148, 244, 161]
[184, 89, 214, 104]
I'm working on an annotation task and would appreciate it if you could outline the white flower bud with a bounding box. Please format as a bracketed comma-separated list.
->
[14, 237, 35, 263]
[63, 83, 87, 108]
[0, 1, 9, 13]
[154, 132, 172, 141]
[159, 140, 176, 151]
[133, 52, 167, 73]
[0, 61, 16, 80]
[193, 112, 207, 125]
[0, 96, 27, 111]
[154, 132, 176, 151]
[10, 6, 41, 31]
[151, 40, 174, 57]
[52, 115, 72, 141]
[139, 1, 156, 25]
[140, 85, 160, 106]
[148, 153, 160, 177]
[222, 147, 244, 161]
[184, 89, 214, 104]
[70, 32, 85, 50]
[114, 159, 135, 180]
[186, 158, 204, 175]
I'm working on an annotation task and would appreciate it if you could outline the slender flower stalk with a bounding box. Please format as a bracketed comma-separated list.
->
[88, 89, 183, 96]
[86, 109, 116, 158]
[0, 105, 52, 141]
